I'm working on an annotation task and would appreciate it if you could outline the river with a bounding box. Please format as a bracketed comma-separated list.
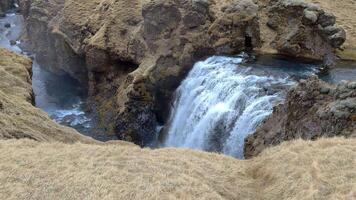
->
[0, 10, 115, 141]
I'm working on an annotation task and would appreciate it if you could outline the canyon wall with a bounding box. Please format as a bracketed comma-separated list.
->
[245, 77, 356, 158]
[304, 0, 356, 61]
[18, 0, 347, 144]
[0, 48, 94, 143]
[0, 0, 13, 13]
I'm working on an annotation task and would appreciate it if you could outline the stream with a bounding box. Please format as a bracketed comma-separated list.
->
[0, 10, 107, 140]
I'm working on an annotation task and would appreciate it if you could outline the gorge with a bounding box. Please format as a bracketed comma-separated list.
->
[0, 0, 355, 199]
[1, 0, 355, 157]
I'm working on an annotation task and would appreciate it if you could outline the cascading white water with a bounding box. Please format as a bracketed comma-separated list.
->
[164, 55, 299, 158]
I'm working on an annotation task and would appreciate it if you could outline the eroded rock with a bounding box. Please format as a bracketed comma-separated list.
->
[19, 0, 262, 144]
[0, 48, 95, 143]
[0, 0, 13, 13]
[244, 76, 356, 158]
[18, 0, 347, 145]
[265, 0, 346, 60]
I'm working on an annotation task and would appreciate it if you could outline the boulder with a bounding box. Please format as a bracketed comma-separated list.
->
[265, 0, 346, 61]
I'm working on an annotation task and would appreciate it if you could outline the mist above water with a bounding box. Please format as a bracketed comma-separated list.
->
[0, 11, 109, 140]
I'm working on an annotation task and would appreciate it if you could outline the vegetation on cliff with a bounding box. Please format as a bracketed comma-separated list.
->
[18, 0, 349, 143]
[0, 48, 94, 143]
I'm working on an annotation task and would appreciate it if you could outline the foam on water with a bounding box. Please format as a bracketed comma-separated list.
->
[0, 12, 23, 53]
[32, 59, 93, 133]
[164, 55, 316, 158]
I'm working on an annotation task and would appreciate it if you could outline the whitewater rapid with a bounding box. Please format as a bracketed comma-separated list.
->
[164, 55, 316, 158]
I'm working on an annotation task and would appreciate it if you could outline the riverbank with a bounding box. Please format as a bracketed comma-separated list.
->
[0, 10, 116, 141]
[0, 48, 94, 143]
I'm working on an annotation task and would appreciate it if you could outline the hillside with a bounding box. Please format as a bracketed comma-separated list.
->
[0, 138, 355, 200]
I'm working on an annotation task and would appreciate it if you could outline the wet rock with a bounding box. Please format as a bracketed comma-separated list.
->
[4, 23, 11, 28]
[0, 0, 13, 13]
[317, 12, 336, 27]
[303, 9, 318, 24]
[328, 28, 347, 48]
[21, 0, 261, 144]
[9, 40, 16, 46]
[347, 82, 356, 89]
[320, 87, 330, 94]
[20, 0, 346, 145]
[244, 77, 356, 158]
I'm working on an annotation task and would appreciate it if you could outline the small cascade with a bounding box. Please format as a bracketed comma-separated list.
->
[163, 55, 317, 158]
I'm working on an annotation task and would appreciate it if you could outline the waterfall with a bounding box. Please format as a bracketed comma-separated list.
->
[164, 55, 298, 158]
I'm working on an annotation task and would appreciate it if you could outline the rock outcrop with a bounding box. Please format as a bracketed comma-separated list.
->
[0, 48, 94, 143]
[0, 137, 355, 199]
[19, 0, 262, 143]
[18, 0, 347, 144]
[304, 0, 356, 61]
[262, 0, 346, 61]
[244, 76, 356, 158]
[0, 0, 13, 13]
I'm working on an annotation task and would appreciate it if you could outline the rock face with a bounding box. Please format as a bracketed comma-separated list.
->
[0, 137, 355, 199]
[304, 0, 356, 61]
[18, 0, 88, 83]
[244, 76, 356, 158]
[19, 0, 262, 143]
[0, 48, 94, 143]
[0, 0, 13, 13]
[18, 0, 347, 144]
[266, 0, 346, 61]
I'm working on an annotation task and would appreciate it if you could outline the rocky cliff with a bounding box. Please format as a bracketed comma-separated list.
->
[0, 48, 94, 143]
[18, 0, 347, 144]
[244, 76, 356, 158]
[0, 137, 355, 199]
[304, 0, 356, 60]
[259, 0, 346, 63]
[0, 0, 13, 13]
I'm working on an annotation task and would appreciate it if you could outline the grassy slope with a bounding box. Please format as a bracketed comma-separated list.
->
[0, 138, 355, 200]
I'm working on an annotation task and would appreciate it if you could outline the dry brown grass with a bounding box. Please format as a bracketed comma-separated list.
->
[0, 48, 95, 143]
[0, 138, 354, 200]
